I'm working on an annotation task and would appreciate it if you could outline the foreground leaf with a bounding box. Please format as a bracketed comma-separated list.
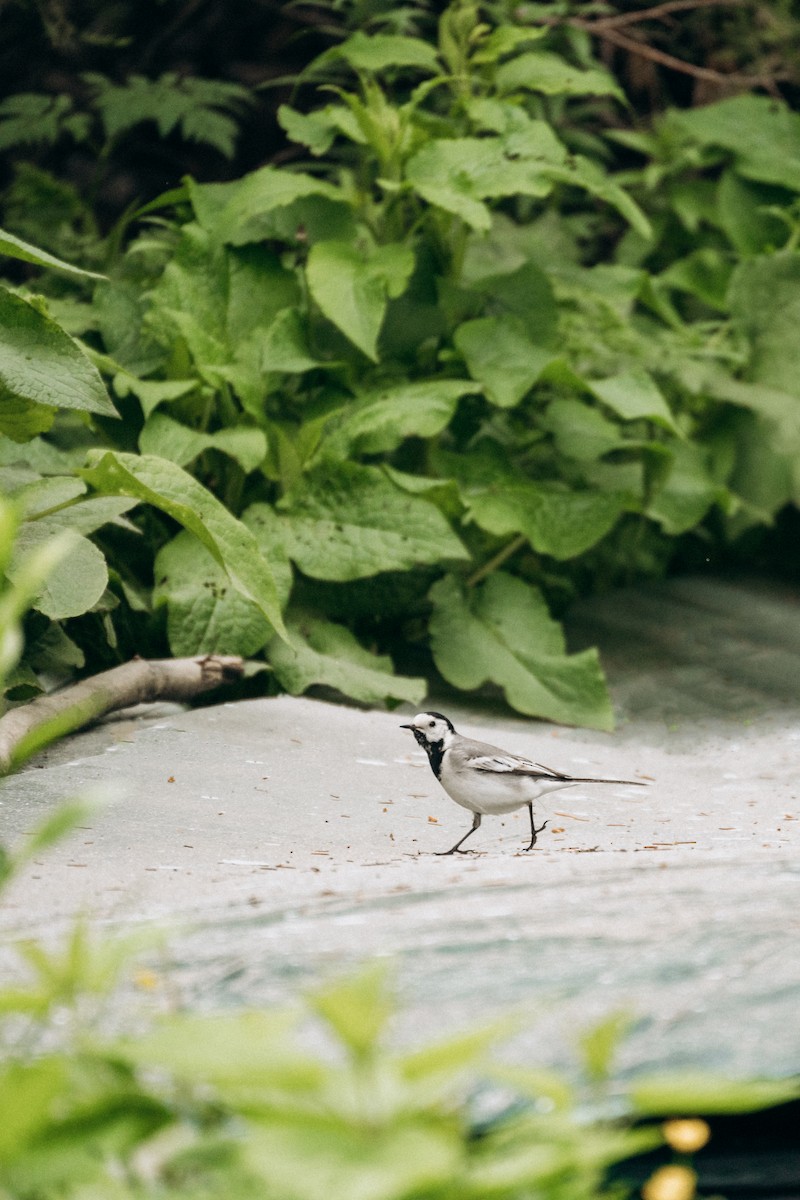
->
[279, 461, 468, 581]
[12, 524, 107, 620]
[324, 379, 476, 456]
[270, 613, 426, 707]
[429, 573, 613, 729]
[0, 226, 106, 281]
[454, 316, 554, 408]
[0, 289, 117, 420]
[81, 451, 287, 638]
[154, 531, 273, 657]
[306, 240, 415, 361]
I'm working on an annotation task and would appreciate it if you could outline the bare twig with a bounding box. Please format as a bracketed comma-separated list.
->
[0, 655, 244, 776]
[588, 0, 746, 31]
[535, 0, 783, 93]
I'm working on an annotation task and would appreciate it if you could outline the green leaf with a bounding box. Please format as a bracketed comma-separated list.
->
[428, 573, 613, 729]
[406, 136, 556, 231]
[12, 523, 107, 620]
[646, 440, 725, 535]
[333, 32, 440, 74]
[669, 94, 800, 192]
[589, 369, 679, 433]
[111, 372, 197, 420]
[542, 399, 624, 461]
[269, 612, 426, 706]
[81, 450, 287, 638]
[154, 531, 273, 657]
[728, 252, 800, 397]
[11, 475, 86, 518]
[139, 412, 267, 473]
[716, 171, 788, 256]
[0, 289, 118, 419]
[496, 51, 623, 100]
[324, 379, 475, 456]
[466, 482, 630, 559]
[260, 307, 321, 373]
[0, 397, 55, 442]
[454, 316, 554, 407]
[306, 240, 415, 361]
[543, 156, 652, 239]
[278, 103, 364, 156]
[631, 1073, 799, 1117]
[659, 248, 732, 310]
[577, 1013, 634, 1085]
[187, 168, 355, 246]
[278, 461, 467, 581]
[0, 226, 106, 281]
[310, 964, 394, 1058]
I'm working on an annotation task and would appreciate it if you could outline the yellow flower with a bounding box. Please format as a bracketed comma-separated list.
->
[133, 967, 160, 991]
[663, 1118, 711, 1153]
[642, 1164, 697, 1200]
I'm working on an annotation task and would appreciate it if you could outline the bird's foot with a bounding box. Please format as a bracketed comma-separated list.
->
[523, 819, 548, 852]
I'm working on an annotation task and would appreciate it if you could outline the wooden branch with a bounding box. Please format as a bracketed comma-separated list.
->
[535, 0, 783, 92]
[588, 0, 747, 31]
[0, 655, 244, 776]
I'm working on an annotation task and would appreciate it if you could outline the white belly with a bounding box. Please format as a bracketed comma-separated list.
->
[439, 760, 577, 815]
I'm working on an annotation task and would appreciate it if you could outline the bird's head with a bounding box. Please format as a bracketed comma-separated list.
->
[400, 711, 455, 750]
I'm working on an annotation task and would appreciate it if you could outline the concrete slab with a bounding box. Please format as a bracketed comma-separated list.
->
[1, 575, 799, 1082]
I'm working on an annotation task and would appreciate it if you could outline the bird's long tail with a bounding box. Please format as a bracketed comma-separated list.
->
[536, 762, 645, 786]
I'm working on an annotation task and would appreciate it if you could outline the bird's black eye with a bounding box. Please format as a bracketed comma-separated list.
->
[428, 720, 435, 728]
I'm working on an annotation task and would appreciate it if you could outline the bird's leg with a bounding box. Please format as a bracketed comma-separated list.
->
[523, 803, 548, 851]
[437, 812, 481, 855]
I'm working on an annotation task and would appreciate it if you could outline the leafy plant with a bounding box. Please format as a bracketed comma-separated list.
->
[0, 73, 252, 160]
[3, 1, 800, 729]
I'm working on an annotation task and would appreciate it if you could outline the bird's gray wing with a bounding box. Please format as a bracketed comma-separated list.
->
[464, 750, 565, 779]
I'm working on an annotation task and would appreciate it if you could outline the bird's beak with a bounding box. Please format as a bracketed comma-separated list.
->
[399, 723, 412, 729]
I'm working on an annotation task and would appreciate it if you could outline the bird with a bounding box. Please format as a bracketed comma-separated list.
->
[400, 711, 645, 855]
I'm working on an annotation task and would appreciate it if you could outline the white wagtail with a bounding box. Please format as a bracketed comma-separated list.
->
[401, 711, 645, 855]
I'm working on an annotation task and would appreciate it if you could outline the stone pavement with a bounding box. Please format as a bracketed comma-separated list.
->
[1, 575, 798, 1082]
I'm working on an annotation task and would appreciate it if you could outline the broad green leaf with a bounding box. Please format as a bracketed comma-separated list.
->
[111, 373, 197, 420]
[0, 397, 55, 442]
[333, 32, 440, 74]
[12, 523, 107, 620]
[187, 168, 355, 246]
[496, 51, 623, 100]
[631, 1072, 799, 1117]
[269, 613, 425, 706]
[278, 103, 365, 156]
[260, 307, 321, 373]
[589, 369, 679, 433]
[154, 224, 300, 368]
[406, 137, 555, 231]
[542, 399, 624, 461]
[0, 226, 106, 281]
[646, 440, 725, 534]
[669, 94, 800, 192]
[81, 450, 287, 638]
[154, 531, 273, 657]
[454, 316, 554, 407]
[478, 259, 558, 344]
[306, 240, 415, 361]
[429, 573, 613, 729]
[118, 1010, 314, 1090]
[466, 482, 630, 559]
[140, 412, 267, 473]
[311, 964, 394, 1057]
[278, 461, 468, 581]
[324, 379, 476, 456]
[659, 248, 731, 310]
[44, 495, 138, 537]
[716, 171, 788, 256]
[728, 253, 800, 397]
[543, 156, 652, 239]
[93, 279, 167, 377]
[11, 475, 85, 518]
[0, 289, 117, 418]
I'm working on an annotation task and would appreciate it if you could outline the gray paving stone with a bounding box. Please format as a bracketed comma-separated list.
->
[1, 575, 798, 1081]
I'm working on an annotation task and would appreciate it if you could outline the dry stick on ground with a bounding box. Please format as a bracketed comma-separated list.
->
[0, 655, 244, 776]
